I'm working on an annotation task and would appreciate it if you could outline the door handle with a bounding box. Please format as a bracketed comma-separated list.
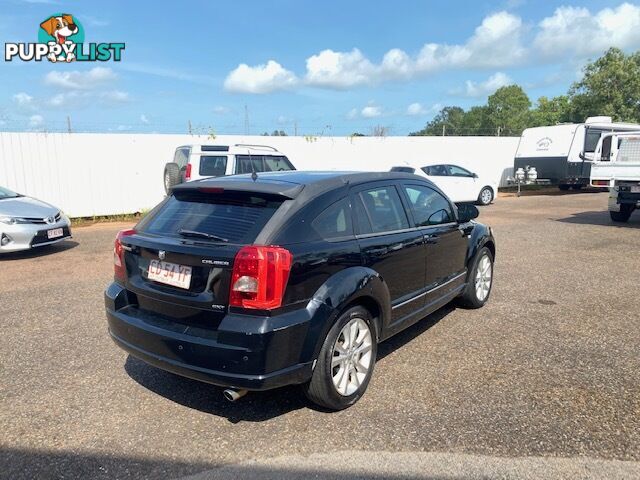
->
[424, 234, 439, 244]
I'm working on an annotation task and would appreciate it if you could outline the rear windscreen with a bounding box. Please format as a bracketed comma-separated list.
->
[139, 191, 284, 244]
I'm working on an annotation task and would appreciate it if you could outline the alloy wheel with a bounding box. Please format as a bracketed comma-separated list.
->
[475, 254, 492, 301]
[331, 317, 373, 396]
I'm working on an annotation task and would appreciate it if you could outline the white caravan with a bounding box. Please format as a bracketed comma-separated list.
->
[514, 116, 640, 190]
[590, 131, 640, 223]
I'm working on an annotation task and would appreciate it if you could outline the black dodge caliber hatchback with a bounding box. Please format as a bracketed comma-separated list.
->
[106, 171, 495, 410]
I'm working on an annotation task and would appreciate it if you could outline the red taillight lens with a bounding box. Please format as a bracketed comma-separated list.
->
[185, 163, 192, 181]
[592, 179, 609, 186]
[114, 229, 136, 282]
[230, 246, 292, 310]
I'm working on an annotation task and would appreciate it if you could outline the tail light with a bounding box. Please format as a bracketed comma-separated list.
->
[114, 229, 136, 282]
[230, 246, 292, 310]
[185, 163, 192, 181]
[592, 179, 610, 187]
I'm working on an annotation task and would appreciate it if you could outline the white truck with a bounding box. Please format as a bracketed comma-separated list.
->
[514, 116, 640, 190]
[163, 144, 295, 194]
[590, 131, 640, 223]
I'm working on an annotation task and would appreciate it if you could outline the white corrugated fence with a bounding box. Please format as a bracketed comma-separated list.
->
[0, 132, 519, 217]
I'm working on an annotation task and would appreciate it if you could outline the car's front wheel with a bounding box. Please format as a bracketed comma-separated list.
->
[303, 305, 377, 410]
[477, 187, 494, 206]
[457, 246, 494, 309]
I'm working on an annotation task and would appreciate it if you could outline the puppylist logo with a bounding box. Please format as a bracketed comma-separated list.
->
[5, 13, 124, 63]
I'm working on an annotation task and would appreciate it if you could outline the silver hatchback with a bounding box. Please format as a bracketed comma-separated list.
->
[0, 186, 72, 253]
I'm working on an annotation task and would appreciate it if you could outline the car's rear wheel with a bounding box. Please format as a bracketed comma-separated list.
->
[477, 187, 494, 206]
[164, 163, 181, 195]
[457, 246, 494, 309]
[558, 184, 571, 191]
[303, 305, 377, 410]
[610, 204, 633, 223]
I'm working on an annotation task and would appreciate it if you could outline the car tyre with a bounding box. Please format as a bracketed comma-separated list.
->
[303, 305, 377, 410]
[457, 246, 494, 309]
[571, 184, 584, 190]
[477, 187, 494, 206]
[558, 184, 571, 191]
[610, 204, 633, 223]
[164, 163, 181, 195]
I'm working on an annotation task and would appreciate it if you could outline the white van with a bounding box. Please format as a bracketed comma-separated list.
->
[514, 116, 640, 190]
[163, 144, 295, 194]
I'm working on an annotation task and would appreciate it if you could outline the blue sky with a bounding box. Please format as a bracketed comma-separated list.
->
[1, 0, 639, 135]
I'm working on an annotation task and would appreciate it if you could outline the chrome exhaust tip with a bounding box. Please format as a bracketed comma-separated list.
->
[223, 388, 248, 402]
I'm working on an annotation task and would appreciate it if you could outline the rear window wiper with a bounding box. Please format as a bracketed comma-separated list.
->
[178, 229, 228, 243]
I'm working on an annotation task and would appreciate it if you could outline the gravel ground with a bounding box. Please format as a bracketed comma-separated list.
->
[0, 191, 639, 479]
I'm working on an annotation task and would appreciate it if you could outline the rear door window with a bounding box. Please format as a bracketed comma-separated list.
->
[311, 198, 353, 240]
[199, 155, 227, 176]
[447, 165, 473, 177]
[235, 155, 295, 174]
[139, 191, 284, 244]
[358, 186, 409, 234]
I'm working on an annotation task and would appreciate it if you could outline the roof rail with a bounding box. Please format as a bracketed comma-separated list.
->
[234, 144, 279, 152]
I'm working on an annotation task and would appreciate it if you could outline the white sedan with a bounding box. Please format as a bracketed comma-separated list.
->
[391, 164, 498, 205]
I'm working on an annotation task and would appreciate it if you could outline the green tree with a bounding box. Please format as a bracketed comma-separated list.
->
[568, 47, 640, 123]
[410, 106, 465, 136]
[459, 106, 491, 135]
[486, 85, 531, 136]
[530, 95, 571, 126]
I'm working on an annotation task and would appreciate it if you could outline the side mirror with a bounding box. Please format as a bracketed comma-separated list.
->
[579, 152, 586, 160]
[457, 203, 479, 223]
[472, 173, 479, 178]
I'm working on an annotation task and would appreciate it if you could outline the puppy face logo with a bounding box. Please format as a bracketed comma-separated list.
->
[38, 13, 82, 62]
[40, 15, 79, 45]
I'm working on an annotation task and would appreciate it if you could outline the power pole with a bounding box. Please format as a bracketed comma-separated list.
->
[442, 124, 446, 136]
[294, 120, 298, 136]
[497, 126, 501, 137]
[188, 120, 193, 135]
[244, 105, 250, 135]
[66, 116, 72, 134]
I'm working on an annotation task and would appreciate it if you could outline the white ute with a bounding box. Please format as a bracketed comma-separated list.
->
[591, 131, 640, 223]
[163, 144, 295, 194]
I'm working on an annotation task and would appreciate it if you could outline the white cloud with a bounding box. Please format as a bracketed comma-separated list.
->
[224, 60, 298, 94]
[406, 103, 427, 116]
[305, 49, 377, 89]
[348, 103, 383, 119]
[534, 3, 640, 58]
[221, 3, 640, 94]
[13, 92, 33, 106]
[29, 115, 44, 127]
[361, 105, 382, 118]
[140, 114, 149, 124]
[213, 106, 230, 114]
[457, 72, 513, 97]
[44, 67, 117, 90]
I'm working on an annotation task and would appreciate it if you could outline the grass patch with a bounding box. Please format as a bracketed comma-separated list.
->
[71, 210, 149, 228]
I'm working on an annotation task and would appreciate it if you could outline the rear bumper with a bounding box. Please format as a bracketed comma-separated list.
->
[105, 283, 319, 391]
